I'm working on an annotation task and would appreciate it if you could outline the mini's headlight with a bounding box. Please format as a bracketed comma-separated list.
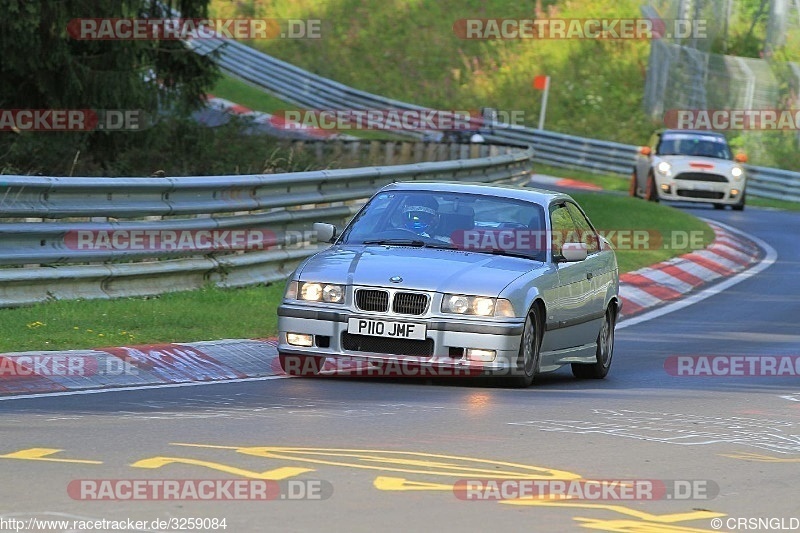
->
[657, 161, 671, 175]
[731, 166, 743, 179]
[298, 282, 345, 303]
[442, 295, 515, 317]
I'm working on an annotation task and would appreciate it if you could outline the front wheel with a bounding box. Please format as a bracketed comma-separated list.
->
[732, 192, 746, 211]
[499, 306, 541, 388]
[644, 173, 659, 202]
[572, 306, 615, 379]
[629, 170, 639, 198]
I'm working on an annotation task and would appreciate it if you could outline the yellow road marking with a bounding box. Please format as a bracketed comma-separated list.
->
[720, 451, 800, 462]
[0, 448, 102, 464]
[131, 456, 313, 480]
[170, 444, 581, 480]
[574, 517, 723, 532]
[501, 500, 724, 523]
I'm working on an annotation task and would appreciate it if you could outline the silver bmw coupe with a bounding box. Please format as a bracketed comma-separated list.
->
[277, 181, 620, 387]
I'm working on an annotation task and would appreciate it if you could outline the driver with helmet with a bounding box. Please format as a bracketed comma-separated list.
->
[400, 195, 440, 238]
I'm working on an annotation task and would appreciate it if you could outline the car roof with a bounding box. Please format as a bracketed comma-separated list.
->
[658, 129, 728, 139]
[379, 181, 574, 206]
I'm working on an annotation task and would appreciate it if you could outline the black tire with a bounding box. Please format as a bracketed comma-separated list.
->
[498, 306, 541, 388]
[732, 192, 745, 211]
[279, 354, 325, 376]
[713, 204, 725, 210]
[572, 306, 615, 379]
[644, 172, 659, 202]
[629, 170, 639, 198]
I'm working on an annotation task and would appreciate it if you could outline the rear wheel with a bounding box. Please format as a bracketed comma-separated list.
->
[572, 306, 615, 379]
[629, 170, 639, 198]
[644, 173, 659, 202]
[499, 306, 541, 388]
[279, 354, 325, 376]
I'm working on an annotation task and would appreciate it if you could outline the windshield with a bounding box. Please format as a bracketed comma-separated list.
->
[339, 190, 547, 261]
[656, 133, 733, 159]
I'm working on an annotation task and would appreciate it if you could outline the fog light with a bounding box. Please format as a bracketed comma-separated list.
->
[730, 189, 740, 197]
[660, 184, 672, 193]
[287, 333, 313, 347]
[466, 348, 496, 362]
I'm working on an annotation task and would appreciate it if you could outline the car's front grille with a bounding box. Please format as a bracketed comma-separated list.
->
[675, 172, 729, 183]
[356, 289, 390, 312]
[341, 332, 434, 356]
[392, 292, 429, 315]
[677, 189, 725, 199]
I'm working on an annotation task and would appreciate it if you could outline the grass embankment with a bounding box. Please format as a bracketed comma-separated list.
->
[0, 195, 710, 353]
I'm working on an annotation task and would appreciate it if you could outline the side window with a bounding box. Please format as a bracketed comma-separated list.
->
[565, 203, 599, 254]
[549, 204, 578, 260]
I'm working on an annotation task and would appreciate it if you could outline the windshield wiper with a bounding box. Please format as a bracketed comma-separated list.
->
[362, 239, 426, 247]
[480, 248, 538, 260]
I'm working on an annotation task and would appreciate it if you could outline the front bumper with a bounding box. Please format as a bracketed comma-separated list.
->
[277, 304, 525, 374]
[654, 175, 745, 204]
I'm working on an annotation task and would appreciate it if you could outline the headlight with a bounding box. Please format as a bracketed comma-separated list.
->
[442, 294, 515, 317]
[656, 161, 672, 175]
[292, 281, 346, 303]
[731, 166, 743, 179]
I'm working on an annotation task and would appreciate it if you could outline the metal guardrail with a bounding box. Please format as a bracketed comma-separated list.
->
[190, 37, 800, 202]
[0, 142, 532, 307]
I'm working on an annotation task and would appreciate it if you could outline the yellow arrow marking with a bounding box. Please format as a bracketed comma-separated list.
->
[720, 451, 800, 462]
[373, 476, 455, 492]
[170, 444, 581, 480]
[131, 456, 313, 480]
[500, 500, 725, 523]
[0, 448, 102, 464]
[574, 517, 723, 532]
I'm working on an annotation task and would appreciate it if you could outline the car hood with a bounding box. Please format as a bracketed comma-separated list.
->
[297, 245, 546, 295]
[656, 155, 738, 173]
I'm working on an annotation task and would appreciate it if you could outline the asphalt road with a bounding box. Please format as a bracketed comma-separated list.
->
[1, 204, 799, 533]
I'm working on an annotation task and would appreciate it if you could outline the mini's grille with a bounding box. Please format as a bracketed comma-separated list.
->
[676, 189, 725, 199]
[355, 289, 389, 312]
[392, 292, 428, 315]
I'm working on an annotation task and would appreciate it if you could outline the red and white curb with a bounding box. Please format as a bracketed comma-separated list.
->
[204, 94, 341, 140]
[0, 222, 769, 397]
[529, 173, 603, 191]
[619, 220, 762, 317]
[0, 339, 278, 397]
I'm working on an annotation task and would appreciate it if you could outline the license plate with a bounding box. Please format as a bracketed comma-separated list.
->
[347, 318, 427, 340]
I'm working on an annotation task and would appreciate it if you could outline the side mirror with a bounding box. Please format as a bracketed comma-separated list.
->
[734, 153, 748, 163]
[313, 222, 338, 244]
[560, 242, 588, 262]
[639, 146, 652, 156]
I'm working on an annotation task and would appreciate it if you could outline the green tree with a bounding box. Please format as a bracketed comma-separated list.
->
[0, 0, 219, 170]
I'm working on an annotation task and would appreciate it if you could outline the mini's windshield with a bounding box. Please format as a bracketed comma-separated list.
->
[656, 133, 732, 160]
[338, 190, 548, 261]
